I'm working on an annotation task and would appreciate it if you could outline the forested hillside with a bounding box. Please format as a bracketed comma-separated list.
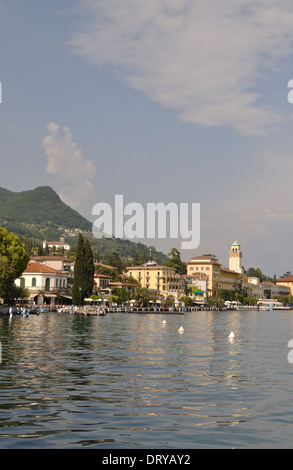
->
[0, 186, 167, 263]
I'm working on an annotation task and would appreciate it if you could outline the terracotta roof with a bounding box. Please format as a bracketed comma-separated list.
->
[188, 255, 219, 264]
[31, 256, 71, 261]
[95, 263, 118, 270]
[276, 276, 293, 282]
[220, 267, 239, 274]
[190, 255, 217, 260]
[23, 260, 65, 275]
[109, 282, 138, 287]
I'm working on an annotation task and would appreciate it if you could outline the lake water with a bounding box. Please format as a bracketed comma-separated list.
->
[1, 309, 293, 449]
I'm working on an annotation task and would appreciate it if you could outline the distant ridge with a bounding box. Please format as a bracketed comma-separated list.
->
[0, 186, 92, 231]
[0, 186, 167, 262]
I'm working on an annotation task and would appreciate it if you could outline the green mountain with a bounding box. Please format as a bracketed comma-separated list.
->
[0, 186, 168, 263]
[0, 186, 91, 232]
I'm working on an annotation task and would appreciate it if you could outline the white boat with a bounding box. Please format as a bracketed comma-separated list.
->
[224, 300, 242, 310]
[257, 300, 290, 311]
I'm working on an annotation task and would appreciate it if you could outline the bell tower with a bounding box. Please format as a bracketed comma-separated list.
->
[229, 241, 243, 273]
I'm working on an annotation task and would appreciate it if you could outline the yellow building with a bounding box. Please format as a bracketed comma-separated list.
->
[219, 267, 242, 291]
[187, 255, 221, 295]
[276, 276, 293, 296]
[126, 260, 185, 301]
[187, 254, 243, 297]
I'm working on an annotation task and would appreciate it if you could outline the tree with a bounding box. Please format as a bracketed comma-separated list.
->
[164, 248, 187, 274]
[37, 244, 44, 256]
[134, 250, 147, 265]
[105, 252, 123, 273]
[281, 271, 293, 278]
[114, 287, 129, 304]
[134, 286, 154, 307]
[84, 239, 95, 296]
[246, 267, 275, 283]
[0, 227, 29, 304]
[180, 296, 193, 306]
[72, 234, 95, 305]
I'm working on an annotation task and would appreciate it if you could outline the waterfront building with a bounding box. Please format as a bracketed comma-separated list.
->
[93, 273, 138, 297]
[31, 255, 74, 288]
[263, 280, 290, 298]
[187, 243, 246, 298]
[276, 276, 293, 296]
[15, 260, 71, 305]
[186, 254, 242, 296]
[246, 277, 263, 299]
[94, 273, 111, 292]
[126, 260, 185, 301]
[185, 272, 208, 302]
[219, 267, 242, 290]
[186, 255, 221, 296]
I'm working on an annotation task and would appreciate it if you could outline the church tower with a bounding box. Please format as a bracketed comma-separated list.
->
[229, 241, 243, 273]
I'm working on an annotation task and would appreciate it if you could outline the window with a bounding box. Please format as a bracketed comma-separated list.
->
[32, 277, 36, 287]
[20, 278, 25, 288]
[45, 278, 50, 291]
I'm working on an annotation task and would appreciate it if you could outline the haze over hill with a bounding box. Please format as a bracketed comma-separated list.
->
[0, 186, 167, 262]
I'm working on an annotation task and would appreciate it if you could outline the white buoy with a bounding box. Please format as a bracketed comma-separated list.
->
[162, 320, 166, 324]
[178, 326, 184, 333]
[228, 331, 235, 338]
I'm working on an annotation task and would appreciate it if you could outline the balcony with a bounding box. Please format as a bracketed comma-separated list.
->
[27, 286, 71, 294]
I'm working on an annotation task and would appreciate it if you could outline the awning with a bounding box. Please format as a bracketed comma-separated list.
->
[29, 294, 38, 299]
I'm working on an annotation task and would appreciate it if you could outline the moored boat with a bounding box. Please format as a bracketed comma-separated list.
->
[257, 300, 290, 310]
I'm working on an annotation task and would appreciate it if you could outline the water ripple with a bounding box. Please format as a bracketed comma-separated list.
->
[1, 311, 293, 447]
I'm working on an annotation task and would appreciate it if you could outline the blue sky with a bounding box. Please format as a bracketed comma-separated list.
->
[1, 0, 293, 276]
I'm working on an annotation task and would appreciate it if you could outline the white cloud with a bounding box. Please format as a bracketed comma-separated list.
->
[41, 122, 96, 211]
[69, 0, 293, 135]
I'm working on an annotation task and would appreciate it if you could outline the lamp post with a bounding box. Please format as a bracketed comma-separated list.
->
[79, 287, 82, 309]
